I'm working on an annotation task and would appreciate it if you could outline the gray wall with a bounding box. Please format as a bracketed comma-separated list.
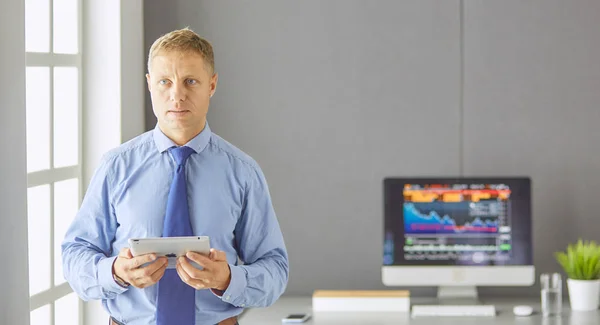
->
[464, 1, 600, 297]
[144, 0, 600, 297]
[0, 0, 30, 323]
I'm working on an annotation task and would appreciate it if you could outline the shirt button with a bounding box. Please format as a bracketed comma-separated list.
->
[241, 304, 245, 307]
[226, 295, 231, 300]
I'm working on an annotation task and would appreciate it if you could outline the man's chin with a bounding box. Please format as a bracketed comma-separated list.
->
[161, 119, 205, 132]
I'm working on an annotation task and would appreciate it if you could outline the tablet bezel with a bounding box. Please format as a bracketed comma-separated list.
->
[128, 236, 211, 267]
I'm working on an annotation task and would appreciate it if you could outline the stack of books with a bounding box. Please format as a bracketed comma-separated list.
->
[312, 290, 410, 312]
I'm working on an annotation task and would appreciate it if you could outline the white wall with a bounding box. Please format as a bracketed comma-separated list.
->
[120, 1, 146, 142]
[0, 0, 30, 324]
[82, 1, 145, 323]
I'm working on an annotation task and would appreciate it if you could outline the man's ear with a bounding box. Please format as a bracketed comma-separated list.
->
[210, 73, 218, 96]
[146, 73, 152, 92]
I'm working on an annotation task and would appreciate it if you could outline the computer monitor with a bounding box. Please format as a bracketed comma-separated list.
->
[383, 177, 534, 300]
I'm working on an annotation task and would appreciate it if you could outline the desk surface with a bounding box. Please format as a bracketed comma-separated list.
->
[240, 296, 600, 325]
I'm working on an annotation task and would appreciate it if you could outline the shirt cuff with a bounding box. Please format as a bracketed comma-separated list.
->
[97, 256, 129, 294]
[217, 265, 247, 306]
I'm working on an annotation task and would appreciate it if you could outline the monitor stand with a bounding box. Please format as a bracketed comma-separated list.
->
[435, 286, 481, 305]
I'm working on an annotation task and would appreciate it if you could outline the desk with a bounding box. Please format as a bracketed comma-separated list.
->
[240, 297, 600, 325]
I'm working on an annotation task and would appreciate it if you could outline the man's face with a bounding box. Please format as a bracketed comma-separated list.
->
[146, 50, 217, 138]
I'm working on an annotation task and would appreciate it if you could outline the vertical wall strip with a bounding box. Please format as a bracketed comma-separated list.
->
[459, 0, 465, 176]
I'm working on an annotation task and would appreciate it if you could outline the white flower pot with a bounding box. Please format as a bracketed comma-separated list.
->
[567, 279, 600, 311]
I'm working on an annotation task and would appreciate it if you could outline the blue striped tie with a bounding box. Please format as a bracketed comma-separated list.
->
[156, 146, 196, 325]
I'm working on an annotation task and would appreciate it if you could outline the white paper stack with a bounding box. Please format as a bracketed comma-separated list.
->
[312, 290, 410, 312]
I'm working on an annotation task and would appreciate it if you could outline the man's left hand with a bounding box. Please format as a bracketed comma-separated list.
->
[176, 248, 231, 291]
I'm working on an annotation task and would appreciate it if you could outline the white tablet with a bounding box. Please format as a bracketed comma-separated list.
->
[128, 236, 210, 269]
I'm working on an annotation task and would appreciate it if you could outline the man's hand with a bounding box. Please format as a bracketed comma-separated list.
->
[176, 248, 231, 291]
[112, 248, 168, 289]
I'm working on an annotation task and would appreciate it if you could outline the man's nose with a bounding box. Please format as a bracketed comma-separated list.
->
[170, 84, 186, 102]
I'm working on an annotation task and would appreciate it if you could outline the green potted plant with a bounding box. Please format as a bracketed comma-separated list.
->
[555, 239, 600, 311]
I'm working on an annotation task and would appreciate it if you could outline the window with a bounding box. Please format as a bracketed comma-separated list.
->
[25, 0, 82, 324]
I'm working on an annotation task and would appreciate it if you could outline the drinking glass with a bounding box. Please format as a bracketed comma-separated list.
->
[541, 272, 562, 317]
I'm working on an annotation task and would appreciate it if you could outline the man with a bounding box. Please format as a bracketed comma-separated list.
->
[62, 28, 289, 325]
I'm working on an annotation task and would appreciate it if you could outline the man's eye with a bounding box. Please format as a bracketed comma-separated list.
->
[159, 79, 169, 85]
[186, 79, 197, 85]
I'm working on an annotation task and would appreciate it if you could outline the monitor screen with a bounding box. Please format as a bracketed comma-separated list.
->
[384, 177, 532, 267]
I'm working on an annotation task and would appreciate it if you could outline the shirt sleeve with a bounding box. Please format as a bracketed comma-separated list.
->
[219, 164, 289, 308]
[61, 154, 128, 301]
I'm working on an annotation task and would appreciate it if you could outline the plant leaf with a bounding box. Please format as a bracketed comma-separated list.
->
[555, 240, 600, 280]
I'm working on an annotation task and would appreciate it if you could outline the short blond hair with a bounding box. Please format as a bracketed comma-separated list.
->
[147, 27, 215, 74]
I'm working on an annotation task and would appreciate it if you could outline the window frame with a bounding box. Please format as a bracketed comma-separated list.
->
[25, 0, 84, 324]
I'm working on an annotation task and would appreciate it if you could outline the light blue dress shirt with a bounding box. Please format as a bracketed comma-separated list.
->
[61, 123, 289, 325]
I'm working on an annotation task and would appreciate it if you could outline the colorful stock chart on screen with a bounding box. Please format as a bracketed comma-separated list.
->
[399, 183, 514, 263]
[403, 184, 510, 235]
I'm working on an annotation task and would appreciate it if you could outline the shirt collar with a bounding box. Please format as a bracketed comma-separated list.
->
[152, 122, 212, 154]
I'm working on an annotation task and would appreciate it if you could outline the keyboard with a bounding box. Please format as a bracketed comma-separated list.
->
[411, 305, 496, 317]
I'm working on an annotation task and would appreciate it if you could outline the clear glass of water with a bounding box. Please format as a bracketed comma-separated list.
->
[541, 272, 562, 317]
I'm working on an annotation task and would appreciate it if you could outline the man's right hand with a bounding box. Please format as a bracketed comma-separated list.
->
[112, 248, 168, 289]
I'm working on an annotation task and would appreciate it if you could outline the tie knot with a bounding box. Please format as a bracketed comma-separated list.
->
[169, 146, 195, 166]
